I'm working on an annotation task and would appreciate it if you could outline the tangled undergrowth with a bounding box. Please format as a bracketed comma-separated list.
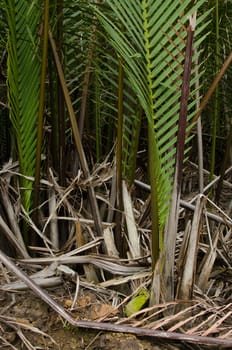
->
[0, 160, 231, 349]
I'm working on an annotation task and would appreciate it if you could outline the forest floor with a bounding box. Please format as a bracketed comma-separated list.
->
[0, 285, 179, 350]
[0, 163, 232, 350]
[1, 247, 231, 350]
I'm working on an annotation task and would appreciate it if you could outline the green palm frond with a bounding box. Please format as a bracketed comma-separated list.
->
[63, 0, 142, 170]
[121, 96, 142, 185]
[63, 1, 93, 110]
[4, 0, 41, 212]
[200, 1, 232, 178]
[62, 1, 112, 161]
[96, 0, 208, 263]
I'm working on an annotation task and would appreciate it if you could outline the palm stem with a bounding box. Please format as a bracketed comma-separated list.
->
[190, 50, 232, 131]
[128, 106, 142, 187]
[33, 0, 49, 214]
[148, 126, 160, 269]
[115, 56, 124, 255]
[163, 15, 196, 302]
[57, 0, 66, 187]
[49, 29, 103, 238]
[78, 37, 94, 139]
[194, 49, 204, 193]
[210, 0, 219, 182]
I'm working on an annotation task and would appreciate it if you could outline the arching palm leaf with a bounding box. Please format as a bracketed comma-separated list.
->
[96, 0, 209, 267]
[4, 0, 41, 212]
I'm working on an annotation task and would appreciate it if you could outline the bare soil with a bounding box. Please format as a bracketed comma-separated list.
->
[0, 286, 168, 350]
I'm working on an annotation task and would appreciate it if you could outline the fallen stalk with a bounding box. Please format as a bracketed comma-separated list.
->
[134, 180, 232, 227]
[1, 250, 232, 348]
[20, 254, 146, 275]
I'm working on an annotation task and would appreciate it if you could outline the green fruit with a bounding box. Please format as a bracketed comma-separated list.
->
[125, 288, 150, 317]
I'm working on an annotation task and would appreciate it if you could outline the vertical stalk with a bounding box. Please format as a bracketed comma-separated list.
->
[78, 41, 94, 139]
[148, 126, 160, 269]
[48, 50, 59, 170]
[49, 30, 103, 238]
[115, 56, 124, 255]
[95, 66, 101, 162]
[162, 14, 196, 303]
[190, 52, 232, 129]
[73, 28, 95, 173]
[210, 0, 219, 182]
[194, 49, 204, 193]
[33, 0, 49, 214]
[215, 124, 232, 202]
[143, 0, 160, 271]
[128, 106, 142, 187]
[57, 0, 66, 187]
